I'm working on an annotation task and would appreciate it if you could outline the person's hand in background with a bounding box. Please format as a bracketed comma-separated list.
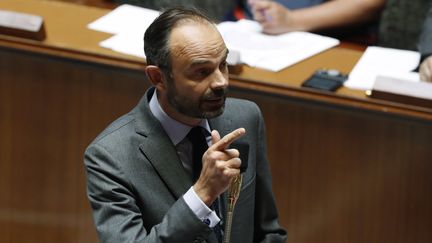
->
[419, 56, 432, 82]
[248, 0, 385, 36]
[248, 0, 300, 35]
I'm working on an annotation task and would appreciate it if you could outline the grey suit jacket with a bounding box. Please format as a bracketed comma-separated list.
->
[84, 88, 287, 243]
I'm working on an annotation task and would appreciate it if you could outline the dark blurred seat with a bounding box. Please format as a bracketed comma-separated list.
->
[378, 0, 430, 50]
[113, 0, 236, 21]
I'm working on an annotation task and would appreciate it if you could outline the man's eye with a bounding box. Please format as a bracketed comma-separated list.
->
[195, 69, 211, 78]
[220, 61, 228, 69]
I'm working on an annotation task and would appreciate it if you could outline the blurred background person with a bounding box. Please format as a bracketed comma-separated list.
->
[247, 0, 386, 44]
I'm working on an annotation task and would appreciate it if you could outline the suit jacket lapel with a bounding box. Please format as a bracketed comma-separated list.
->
[135, 89, 192, 199]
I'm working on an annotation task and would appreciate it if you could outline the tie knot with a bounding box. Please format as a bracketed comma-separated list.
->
[187, 126, 208, 145]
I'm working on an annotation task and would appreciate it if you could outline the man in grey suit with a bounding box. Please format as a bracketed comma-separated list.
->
[84, 7, 287, 243]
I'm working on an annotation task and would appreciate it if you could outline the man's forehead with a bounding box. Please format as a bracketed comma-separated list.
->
[169, 22, 226, 59]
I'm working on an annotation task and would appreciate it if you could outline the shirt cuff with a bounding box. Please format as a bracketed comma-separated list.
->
[183, 186, 220, 228]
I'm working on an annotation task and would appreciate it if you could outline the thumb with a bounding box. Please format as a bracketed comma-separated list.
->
[211, 130, 221, 145]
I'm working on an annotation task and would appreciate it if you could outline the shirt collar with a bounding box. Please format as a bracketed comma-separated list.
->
[149, 90, 211, 145]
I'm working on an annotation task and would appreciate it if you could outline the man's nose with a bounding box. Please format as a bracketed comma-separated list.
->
[210, 70, 228, 89]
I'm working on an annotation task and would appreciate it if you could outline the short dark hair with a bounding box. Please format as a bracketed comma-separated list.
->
[144, 7, 215, 74]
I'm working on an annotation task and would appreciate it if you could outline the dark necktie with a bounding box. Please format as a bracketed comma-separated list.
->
[187, 126, 223, 242]
[187, 126, 208, 182]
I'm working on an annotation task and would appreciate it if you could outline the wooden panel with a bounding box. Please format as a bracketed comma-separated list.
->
[232, 88, 432, 243]
[0, 47, 149, 242]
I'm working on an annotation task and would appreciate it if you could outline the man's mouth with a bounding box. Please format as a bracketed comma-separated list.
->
[203, 97, 225, 107]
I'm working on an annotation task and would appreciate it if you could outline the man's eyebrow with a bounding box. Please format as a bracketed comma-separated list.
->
[190, 49, 230, 67]
[190, 59, 212, 67]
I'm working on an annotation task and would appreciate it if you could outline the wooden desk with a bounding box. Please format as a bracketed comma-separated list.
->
[1, 1, 431, 243]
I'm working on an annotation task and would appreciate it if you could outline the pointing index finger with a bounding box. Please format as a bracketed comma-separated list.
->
[212, 128, 246, 151]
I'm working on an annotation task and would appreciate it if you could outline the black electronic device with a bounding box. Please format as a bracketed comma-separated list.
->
[301, 69, 348, 92]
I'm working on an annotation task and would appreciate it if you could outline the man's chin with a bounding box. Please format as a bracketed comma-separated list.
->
[202, 106, 225, 118]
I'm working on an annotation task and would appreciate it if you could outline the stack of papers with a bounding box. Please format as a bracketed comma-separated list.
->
[345, 46, 421, 90]
[88, 4, 340, 72]
[217, 20, 339, 72]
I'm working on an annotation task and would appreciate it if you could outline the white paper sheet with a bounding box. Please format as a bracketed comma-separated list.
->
[88, 4, 159, 35]
[99, 33, 145, 58]
[217, 20, 340, 72]
[88, 4, 159, 58]
[345, 46, 421, 90]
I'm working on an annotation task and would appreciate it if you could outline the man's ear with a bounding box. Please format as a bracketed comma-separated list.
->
[145, 65, 167, 91]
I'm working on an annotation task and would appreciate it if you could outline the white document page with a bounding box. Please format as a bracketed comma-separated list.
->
[88, 4, 159, 35]
[217, 20, 340, 72]
[88, 4, 159, 58]
[345, 46, 421, 90]
[99, 33, 145, 58]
